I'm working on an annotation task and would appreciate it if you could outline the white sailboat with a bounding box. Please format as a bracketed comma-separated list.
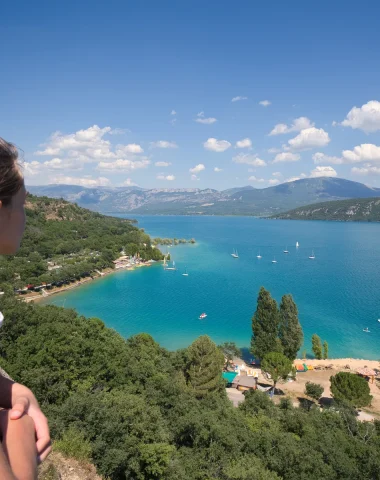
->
[231, 249, 239, 258]
[296, 241, 300, 248]
[257, 250, 262, 259]
[283, 246, 289, 254]
[166, 260, 176, 271]
[182, 267, 189, 277]
[309, 250, 316, 260]
[363, 327, 370, 333]
[272, 257, 277, 264]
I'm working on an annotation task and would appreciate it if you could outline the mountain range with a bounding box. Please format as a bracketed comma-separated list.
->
[27, 178, 380, 216]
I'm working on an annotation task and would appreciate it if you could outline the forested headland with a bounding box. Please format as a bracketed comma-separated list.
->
[0, 195, 163, 295]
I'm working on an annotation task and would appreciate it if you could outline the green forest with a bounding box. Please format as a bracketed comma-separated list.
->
[0, 294, 379, 480]
[0, 195, 163, 292]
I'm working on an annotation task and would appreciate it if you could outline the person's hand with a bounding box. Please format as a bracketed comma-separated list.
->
[10, 384, 51, 463]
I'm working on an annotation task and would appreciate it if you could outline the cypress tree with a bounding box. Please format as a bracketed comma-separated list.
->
[311, 334, 323, 360]
[323, 341, 329, 359]
[278, 294, 303, 361]
[186, 335, 225, 398]
[251, 287, 282, 361]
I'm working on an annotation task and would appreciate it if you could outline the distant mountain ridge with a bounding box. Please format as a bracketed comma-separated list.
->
[28, 178, 380, 216]
[271, 197, 380, 222]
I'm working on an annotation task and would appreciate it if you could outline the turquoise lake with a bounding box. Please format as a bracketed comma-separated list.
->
[43, 216, 380, 359]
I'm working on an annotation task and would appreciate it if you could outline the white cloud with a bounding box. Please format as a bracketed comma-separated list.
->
[154, 161, 171, 167]
[233, 153, 267, 167]
[248, 176, 265, 183]
[214, 167, 223, 172]
[196, 117, 217, 124]
[190, 174, 200, 181]
[116, 143, 144, 154]
[97, 158, 150, 172]
[122, 178, 138, 186]
[268, 147, 282, 154]
[273, 152, 301, 163]
[268, 179, 280, 185]
[195, 111, 217, 124]
[204, 138, 232, 152]
[340, 100, 380, 133]
[272, 172, 282, 177]
[269, 117, 314, 136]
[231, 96, 248, 102]
[286, 174, 307, 182]
[189, 164, 205, 174]
[235, 138, 252, 149]
[259, 100, 271, 107]
[342, 144, 380, 163]
[150, 140, 178, 149]
[109, 128, 129, 135]
[50, 175, 111, 187]
[312, 152, 343, 165]
[352, 166, 380, 176]
[171, 110, 177, 115]
[157, 174, 175, 181]
[309, 166, 338, 178]
[288, 127, 330, 150]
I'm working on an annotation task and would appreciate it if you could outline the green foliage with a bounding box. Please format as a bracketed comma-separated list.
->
[251, 287, 282, 360]
[261, 352, 292, 388]
[1, 295, 380, 479]
[186, 336, 225, 398]
[218, 342, 241, 369]
[330, 372, 373, 407]
[305, 382, 324, 403]
[278, 294, 303, 361]
[311, 334, 323, 360]
[0, 195, 163, 290]
[323, 341, 329, 359]
[54, 426, 92, 462]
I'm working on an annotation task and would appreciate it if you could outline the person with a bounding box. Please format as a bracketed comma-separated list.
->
[0, 137, 51, 479]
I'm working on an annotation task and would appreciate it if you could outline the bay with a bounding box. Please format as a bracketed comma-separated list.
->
[43, 216, 380, 359]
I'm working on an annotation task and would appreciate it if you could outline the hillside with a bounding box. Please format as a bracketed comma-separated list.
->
[0, 195, 162, 293]
[272, 197, 380, 222]
[0, 294, 379, 480]
[28, 178, 380, 216]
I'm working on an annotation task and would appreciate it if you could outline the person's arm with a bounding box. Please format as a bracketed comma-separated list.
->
[0, 410, 37, 480]
[0, 375, 51, 462]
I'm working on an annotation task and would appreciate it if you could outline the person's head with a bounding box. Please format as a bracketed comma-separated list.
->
[0, 138, 26, 255]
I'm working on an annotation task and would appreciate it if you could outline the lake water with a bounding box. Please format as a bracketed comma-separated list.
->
[42, 216, 380, 359]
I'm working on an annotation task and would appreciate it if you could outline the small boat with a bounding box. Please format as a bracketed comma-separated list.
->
[378, 319, 380, 323]
[231, 249, 239, 258]
[199, 313, 207, 320]
[257, 250, 262, 259]
[272, 257, 277, 264]
[296, 241, 300, 248]
[165, 260, 176, 271]
[182, 267, 189, 277]
[309, 250, 316, 260]
[363, 327, 370, 333]
[283, 246, 289, 254]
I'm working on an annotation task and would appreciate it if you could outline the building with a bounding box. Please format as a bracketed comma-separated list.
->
[231, 375, 257, 392]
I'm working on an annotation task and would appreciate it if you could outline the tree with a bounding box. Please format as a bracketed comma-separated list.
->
[261, 352, 292, 390]
[218, 342, 241, 370]
[305, 382, 324, 409]
[330, 372, 372, 407]
[323, 341, 329, 360]
[278, 294, 303, 361]
[311, 334, 323, 360]
[251, 287, 282, 361]
[186, 336, 225, 398]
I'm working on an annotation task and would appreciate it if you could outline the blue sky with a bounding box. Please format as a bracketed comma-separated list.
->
[1, 0, 380, 190]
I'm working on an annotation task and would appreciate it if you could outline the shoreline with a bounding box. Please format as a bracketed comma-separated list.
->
[23, 262, 154, 304]
[294, 357, 380, 369]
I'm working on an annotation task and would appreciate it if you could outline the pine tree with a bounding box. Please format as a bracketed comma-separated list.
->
[330, 372, 372, 407]
[251, 287, 282, 361]
[186, 335, 225, 398]
[323, 341, 329, 359]
[261, 352, 292, 390]
[311, 334, 323, 360]
[278, 294, 303, 361]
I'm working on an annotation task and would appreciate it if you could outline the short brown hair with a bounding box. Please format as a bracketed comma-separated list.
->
[0, 137, 24, 206]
